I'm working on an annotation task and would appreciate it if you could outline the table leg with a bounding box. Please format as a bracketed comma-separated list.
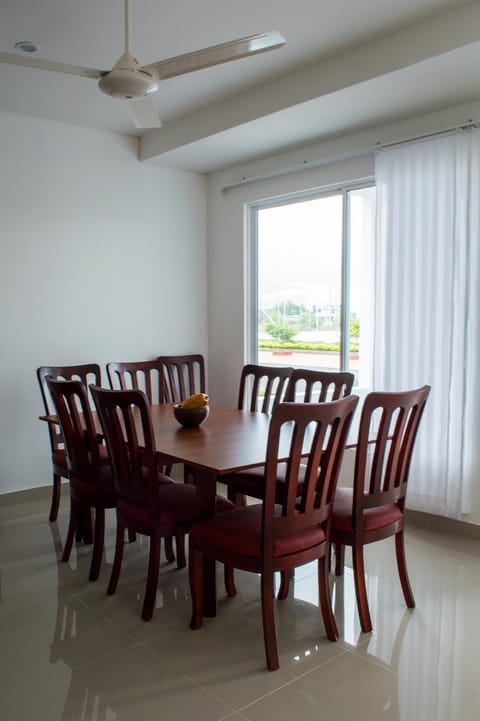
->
[75, 506, 93, 544]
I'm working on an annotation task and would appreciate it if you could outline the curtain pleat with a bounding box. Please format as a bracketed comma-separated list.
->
[374, 131, 480, 518]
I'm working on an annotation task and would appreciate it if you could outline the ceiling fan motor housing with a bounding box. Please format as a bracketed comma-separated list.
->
[98, 52, 158, 99]
[98, 68, 158, 99]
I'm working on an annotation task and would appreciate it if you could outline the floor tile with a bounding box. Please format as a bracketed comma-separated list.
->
[2, 495, 480, 721]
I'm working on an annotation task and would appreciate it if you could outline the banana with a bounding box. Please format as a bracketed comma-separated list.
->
[180, 393, 209, 409]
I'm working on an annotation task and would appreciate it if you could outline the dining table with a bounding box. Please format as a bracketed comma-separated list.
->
[41, 400, 359, 616]
[41, 402, 290, 615]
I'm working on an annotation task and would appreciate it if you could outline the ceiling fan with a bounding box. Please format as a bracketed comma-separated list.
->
[0, 0, 285, 130]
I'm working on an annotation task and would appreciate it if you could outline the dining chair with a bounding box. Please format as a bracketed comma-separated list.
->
[237, 363, 293, 413]
[46, 377, 118, 582]
[219, 363, 293, 513]
[189, 394, 359, 671]
[90, 385, 234, 622]
[227, 368, 355, 506]
[106, 359, 166, 403]
[37, 363, 102, 522]
[106, 358, 181, 560]
[284, 368, 355, 403]
[156, 354, 206, 485]
[226, 368, 355, 598]
[156, 354, 206, 403]
[331, 384, 431, 632]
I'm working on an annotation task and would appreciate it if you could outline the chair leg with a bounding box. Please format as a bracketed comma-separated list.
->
[164, 536, 175, 563]
[127, 528, 136, 543]
[107, 521, 125, 595]
[261, 572, 279, 671]
[49, 473, 62, 522]
[352, 544, 372, 632]
[175, 534, 186, 569]
[189, 544, 204, 630]
[224, 564, 237, 597]
[142, 533, 161, 621]
[318, 556, 339, 641]
[226, 484, 247, 508]
[89, 508, 105, 582]
[277, 569, 293, 600]
[395, 529, 415, 608]
[184, 464, 196, 485]
[334, 543, 345, 576]
[62, 498, 77, 562]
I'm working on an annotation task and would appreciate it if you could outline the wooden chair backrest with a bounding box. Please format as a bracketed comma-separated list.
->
[156, 354, 206, 403]
[284, 368, 354, 403]
[262, 395, 359, 555]
[107, 360, 166, 404]
[237, 364, 293, 414]
[37, 364, 101, 453]
[353, 385, 431, 519]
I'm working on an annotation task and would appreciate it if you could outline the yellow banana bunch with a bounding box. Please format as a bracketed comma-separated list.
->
[180, 393, 209, 409]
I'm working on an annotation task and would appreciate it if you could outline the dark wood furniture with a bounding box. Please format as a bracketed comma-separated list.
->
[106, 359, 166, 402]
[227, 368, 355, 506]
[90, 386, 234, 621]
[226, 368, 356, 598]
[37, 363, 102, 523]
[237, 363, 293, 413]
[156, 354, 206, 485]
[46, 377, 116, 581]
[188, 395, 359, 670]
[156, 354, 206, 403]
[331, 385, 431, 632]
[284, 368, 354, 402]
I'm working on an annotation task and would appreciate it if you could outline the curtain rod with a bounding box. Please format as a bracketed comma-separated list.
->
[375, 121, 479, 150]
[220, 121, 480, 191]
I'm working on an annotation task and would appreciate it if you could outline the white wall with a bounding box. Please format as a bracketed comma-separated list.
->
[206, 153, 374, 406]
[0, 111, 207, 494]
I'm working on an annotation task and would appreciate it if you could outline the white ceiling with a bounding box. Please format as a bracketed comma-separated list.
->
[1, 0, 480, 172]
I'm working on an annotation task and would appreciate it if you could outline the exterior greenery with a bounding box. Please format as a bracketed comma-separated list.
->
[259, 340, 359, 353]
[260, 306, 360, 353]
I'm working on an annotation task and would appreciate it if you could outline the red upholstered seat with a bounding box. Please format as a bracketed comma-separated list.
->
[192, 504, 326, 558]
[331, 386, 431, 633]
[332, 488, 403, 533]
[189, 395, 359, 671]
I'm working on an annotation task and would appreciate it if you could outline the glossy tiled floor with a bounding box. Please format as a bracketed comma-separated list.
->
[1, 490, 479, 721]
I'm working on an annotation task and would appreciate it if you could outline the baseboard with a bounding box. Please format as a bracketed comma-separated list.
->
[406, 508, 480, 540]
[0, 484, 61, 507]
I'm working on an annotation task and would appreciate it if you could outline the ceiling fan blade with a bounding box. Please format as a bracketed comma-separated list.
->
[126, 97, 162, 129]
[0, 51, 103, 79]
[142, 30, 285, 81]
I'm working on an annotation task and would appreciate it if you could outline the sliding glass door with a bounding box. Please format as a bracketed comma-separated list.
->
[248, 183, 375, 387]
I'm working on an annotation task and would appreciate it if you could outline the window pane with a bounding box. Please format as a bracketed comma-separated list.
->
[253, 184, 375, 386]
[258, 194, 343, 371]
[347, 186, 376, 386]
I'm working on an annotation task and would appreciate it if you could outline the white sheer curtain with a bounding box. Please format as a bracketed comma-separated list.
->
[374, 130, 480, 518]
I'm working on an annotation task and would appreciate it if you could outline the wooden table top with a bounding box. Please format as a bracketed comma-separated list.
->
[148, 403, 273, 476]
